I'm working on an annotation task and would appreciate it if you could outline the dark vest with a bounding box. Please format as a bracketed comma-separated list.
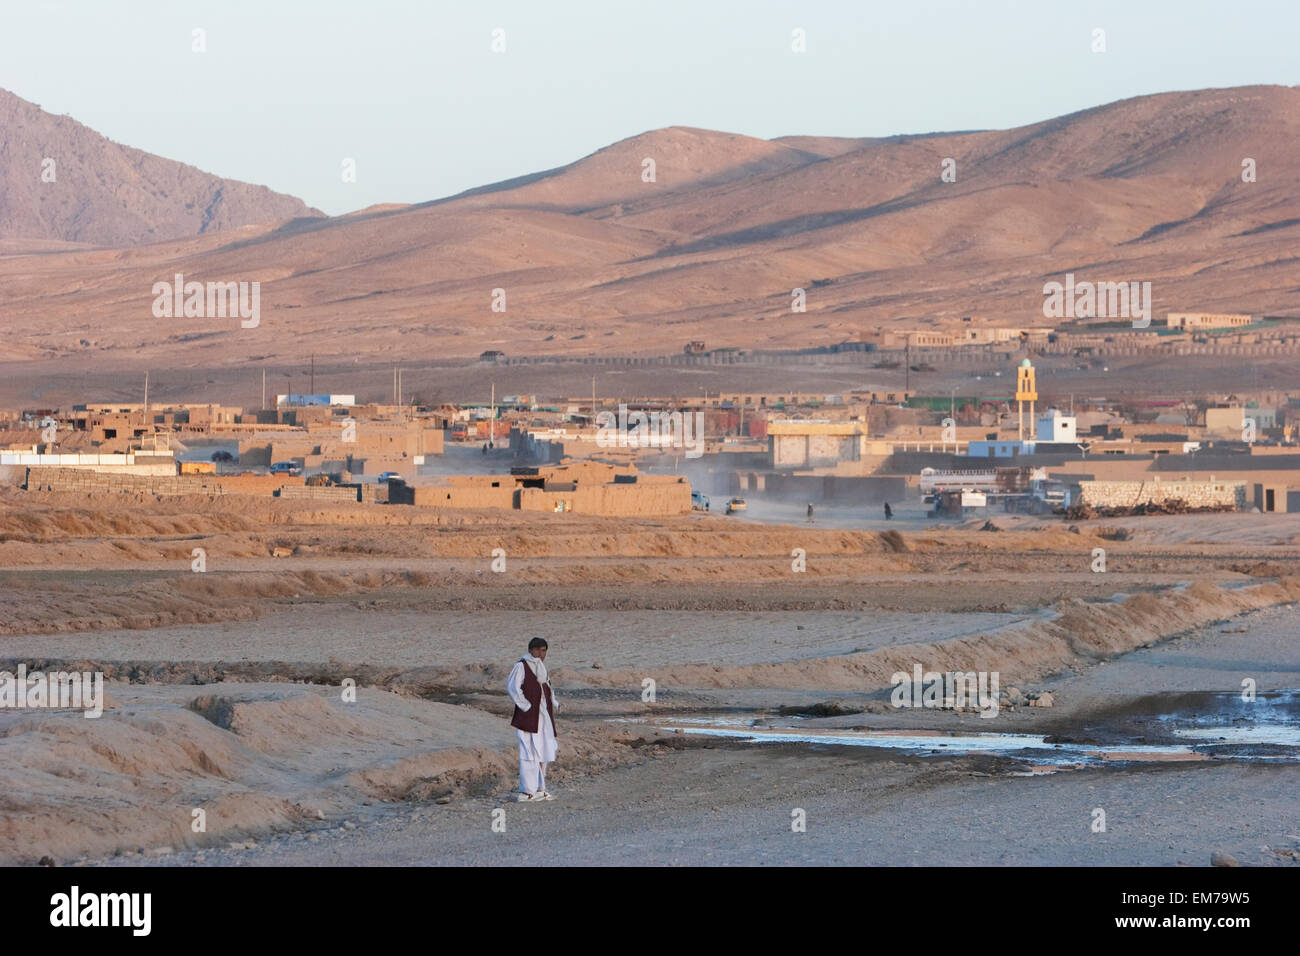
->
[510, 658, 556, 736]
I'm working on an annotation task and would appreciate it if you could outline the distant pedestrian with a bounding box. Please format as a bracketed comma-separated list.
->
[884, 502, 893, 520]
[806, 502, 814, 523]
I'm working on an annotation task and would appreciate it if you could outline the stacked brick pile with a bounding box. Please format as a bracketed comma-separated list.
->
[1078, 479, 1246, 510]
[276, 484, 362, 503]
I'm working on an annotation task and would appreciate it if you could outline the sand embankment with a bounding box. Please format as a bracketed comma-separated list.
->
[564, 577, 1300, 693]
[0, 681, 631, 865]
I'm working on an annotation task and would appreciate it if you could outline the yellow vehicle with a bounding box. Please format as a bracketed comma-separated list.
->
[725, 497, 747, 514]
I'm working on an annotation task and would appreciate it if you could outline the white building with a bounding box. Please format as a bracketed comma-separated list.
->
[1036, 409, 1077, 443]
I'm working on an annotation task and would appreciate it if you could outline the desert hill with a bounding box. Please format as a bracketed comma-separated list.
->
[1, 85, 1298, 376]
[0, 89, 323, 246]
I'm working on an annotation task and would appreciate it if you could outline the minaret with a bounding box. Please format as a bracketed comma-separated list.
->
[1016, 359, 1038, 442]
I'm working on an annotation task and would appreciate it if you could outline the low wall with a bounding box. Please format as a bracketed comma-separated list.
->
[517, 480, 690, 515]
[1, 453, 176, 476]
[25, 467, 301, 497]
[276, 484, 363, 504]
[407, 485, 516, 509]
[393, 477, 690, 515]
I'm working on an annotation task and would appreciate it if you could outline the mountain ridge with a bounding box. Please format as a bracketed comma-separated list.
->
[0, 88, 324, 246]
[1, 84, 1298, 369]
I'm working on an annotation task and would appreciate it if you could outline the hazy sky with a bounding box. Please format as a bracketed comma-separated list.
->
[2, 0, 1296, 215]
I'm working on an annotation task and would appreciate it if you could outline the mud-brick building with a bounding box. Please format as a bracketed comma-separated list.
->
[237, 418, 443, 475]
[389, 461, 690, 515]
[768, 420, 873, 469]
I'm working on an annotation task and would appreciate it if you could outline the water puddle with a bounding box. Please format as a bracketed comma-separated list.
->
[651, 724, 1206, 766]
[617, 690, 1300, 770]
[1159, 690, 1300, 747]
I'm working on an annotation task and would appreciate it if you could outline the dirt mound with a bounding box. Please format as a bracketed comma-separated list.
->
[879, 530, 908, 552]
[0, 681, 624, 865]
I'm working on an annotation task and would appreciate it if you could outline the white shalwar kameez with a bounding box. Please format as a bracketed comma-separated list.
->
[507, 654, 558, 795]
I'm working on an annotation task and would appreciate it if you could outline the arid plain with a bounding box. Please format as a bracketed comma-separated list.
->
[2, 487, 1298, 865]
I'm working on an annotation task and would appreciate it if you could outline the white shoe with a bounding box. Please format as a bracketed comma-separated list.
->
[542, 791, 555, 801]
[517, 792, 540, 802]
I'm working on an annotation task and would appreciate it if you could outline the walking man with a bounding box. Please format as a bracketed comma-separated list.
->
[507, 637, 558, 802]
[884, 501, 893, 520]
[806, 502, 815, 523]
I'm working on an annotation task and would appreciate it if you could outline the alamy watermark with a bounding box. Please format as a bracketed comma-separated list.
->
[890, 664, 1000, 718]
[50, 886, 150, 936]
[0, 664, 104, 718]
[596, 404, 705, 458]
[151, 273, 260, 328]
[1042, 273, 1151, 327]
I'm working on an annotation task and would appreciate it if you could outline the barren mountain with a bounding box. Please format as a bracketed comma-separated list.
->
[0, 89, 323, 246]
[1, 85, 1298, 389]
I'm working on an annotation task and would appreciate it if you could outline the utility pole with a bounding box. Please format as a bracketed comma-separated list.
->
[310, 354, 315, 395]
[592, 375, 596, 425]
[261, 368, 266, 411]
[490, 382, 495, 446]
[143, 371, 149, 421]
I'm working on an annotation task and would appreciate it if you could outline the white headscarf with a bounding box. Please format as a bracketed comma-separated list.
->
[524, 652, 549, 685]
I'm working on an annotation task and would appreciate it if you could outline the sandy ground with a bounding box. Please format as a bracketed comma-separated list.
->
[0, 607, 1034, 670]
[1, 492, 1298, 865]
[91, 758, 1300, 867]
[79, 605, 1300, 867]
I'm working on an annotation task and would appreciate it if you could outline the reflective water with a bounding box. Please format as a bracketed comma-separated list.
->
[615, 690, 1300, 768]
